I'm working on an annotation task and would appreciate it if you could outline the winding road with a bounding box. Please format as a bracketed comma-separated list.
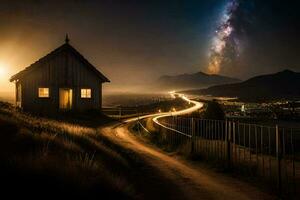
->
[100, 93, 273, 200]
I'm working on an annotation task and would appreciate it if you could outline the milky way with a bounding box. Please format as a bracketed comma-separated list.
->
[207, 0, 239, 74]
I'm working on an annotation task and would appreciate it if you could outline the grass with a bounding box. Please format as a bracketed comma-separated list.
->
[0, 102, 136, 199]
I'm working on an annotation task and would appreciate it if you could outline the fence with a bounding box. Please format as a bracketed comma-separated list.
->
[102, 107, 149, 119]
[147, 116, 300, 197]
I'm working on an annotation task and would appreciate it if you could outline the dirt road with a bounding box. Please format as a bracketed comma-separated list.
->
[101, 122, 274, 200]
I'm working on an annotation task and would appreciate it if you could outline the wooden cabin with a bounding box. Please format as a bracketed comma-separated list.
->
[10, 35, 110, 114]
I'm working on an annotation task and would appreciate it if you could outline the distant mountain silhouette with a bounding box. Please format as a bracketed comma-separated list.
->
[157, 71, 240, 90]
[184, 70, 300, 100]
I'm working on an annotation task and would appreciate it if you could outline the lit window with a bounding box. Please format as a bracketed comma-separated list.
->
[38, 88, 49, 98]
[81, 88, 91, 98]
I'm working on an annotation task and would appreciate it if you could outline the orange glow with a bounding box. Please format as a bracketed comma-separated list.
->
[0, 36, 59, 95]
[0, 66, 5, 76]
[0, 61, 14, 96]
[0, 61, 9, 78]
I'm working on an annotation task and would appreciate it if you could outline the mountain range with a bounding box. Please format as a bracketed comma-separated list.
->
[184, 70, 300, 101]
[157, 71, 240, 91]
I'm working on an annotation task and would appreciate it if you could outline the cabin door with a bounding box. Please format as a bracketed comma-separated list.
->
[59, 88, 73, 110]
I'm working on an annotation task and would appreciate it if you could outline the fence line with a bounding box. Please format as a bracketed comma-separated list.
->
[102, 107, 150, 119]
[141, 116, 300, 197]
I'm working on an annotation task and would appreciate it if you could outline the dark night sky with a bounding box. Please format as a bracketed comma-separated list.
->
[0, 0, 300, 93]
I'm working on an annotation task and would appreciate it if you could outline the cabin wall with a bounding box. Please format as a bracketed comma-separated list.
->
[19, 50, 103, 114]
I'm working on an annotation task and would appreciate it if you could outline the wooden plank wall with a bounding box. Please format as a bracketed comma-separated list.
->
[20, 50, 103, 113]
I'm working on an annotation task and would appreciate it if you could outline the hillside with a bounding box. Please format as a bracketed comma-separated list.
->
[0, 99, 192, 199]
[0, 102, 136, 199]
[184, 70, 300, 101]
[157, 71, 240, 90]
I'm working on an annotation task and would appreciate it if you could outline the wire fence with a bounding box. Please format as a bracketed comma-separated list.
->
[145, 116, 300, 197]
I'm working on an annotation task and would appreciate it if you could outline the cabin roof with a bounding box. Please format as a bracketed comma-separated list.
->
[10, 42, 110, 82]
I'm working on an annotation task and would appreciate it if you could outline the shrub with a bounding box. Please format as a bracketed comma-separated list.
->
[203, 100, 225, 120]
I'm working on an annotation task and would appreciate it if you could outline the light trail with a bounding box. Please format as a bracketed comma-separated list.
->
[124, 92, 204, 128]
[152, 93, 203, 128]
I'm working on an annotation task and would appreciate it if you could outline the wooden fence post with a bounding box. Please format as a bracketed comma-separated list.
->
[232, 121, 235, 166]
[225, 120, 231, 170]
[276, 125, 282, 196]
[191, 118, 195, 155]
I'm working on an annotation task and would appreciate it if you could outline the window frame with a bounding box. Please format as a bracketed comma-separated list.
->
[38, 87, 50, 98]
[80, 88, 92, 99]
